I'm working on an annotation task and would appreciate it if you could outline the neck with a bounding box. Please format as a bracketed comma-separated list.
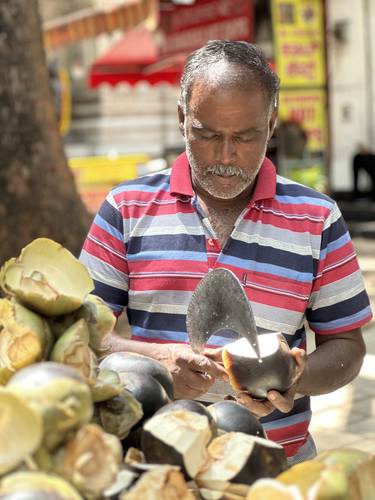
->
[194, 182, 255, 213]
[196, 190, 254, 248]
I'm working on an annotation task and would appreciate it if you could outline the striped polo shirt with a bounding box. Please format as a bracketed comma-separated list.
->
[80, 152, 372, 457]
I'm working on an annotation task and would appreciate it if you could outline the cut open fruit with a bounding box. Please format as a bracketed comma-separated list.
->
[141, 409, 212, 479]
[196, 432, 287, 491]
[0, 238, 93, 317]
[222, 333, 296, 399]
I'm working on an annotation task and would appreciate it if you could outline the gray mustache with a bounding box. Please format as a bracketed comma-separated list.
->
[206, 164, 249, 180]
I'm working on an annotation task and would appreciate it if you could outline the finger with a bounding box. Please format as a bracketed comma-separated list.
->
[290, 348, 306, 381]
[172, 369, 214, 399]
[236, 391, 274, 418]
[190, 355, 229, 381]
[267, 389, 295, 413]
[290, 347, 306, 365]
[174, 384, 207, 400]
[184, 370, 214, 392]
[203, 347, 223, 363]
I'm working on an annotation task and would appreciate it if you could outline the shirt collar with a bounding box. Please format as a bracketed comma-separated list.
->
[170, 152, 195, 198]
[169, 151, 276, 202]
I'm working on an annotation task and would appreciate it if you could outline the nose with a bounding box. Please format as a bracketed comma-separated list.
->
[218, 137, 236, 165]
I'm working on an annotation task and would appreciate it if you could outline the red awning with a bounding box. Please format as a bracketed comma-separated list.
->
[89, 27, 186, 87]
[43, 0, 157, 51]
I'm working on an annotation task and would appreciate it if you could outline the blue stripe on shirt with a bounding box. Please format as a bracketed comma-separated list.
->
[319, 231, 351, 260]
[112, 181, 169, 195]
[94, 214, 123, 240]
[218, 254, 313, 282]
[127, 250, 207, 262]
[263, 410, 312, 430]
[310, 305, 372, 330]
[275, 195, 333, 209]
[131, 326, 238, 346]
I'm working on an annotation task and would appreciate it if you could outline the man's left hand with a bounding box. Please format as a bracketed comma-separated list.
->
[236, 347, 306, 418]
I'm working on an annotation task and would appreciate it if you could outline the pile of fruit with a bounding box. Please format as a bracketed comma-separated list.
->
[0, 238, 374, 499]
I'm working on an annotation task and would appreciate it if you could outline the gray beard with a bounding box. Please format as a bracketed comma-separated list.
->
[206, 164, 250, 181]
[187, 151, 253, 200]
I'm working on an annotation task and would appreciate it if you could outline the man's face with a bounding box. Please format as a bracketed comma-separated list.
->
[179, 77, 276, 202]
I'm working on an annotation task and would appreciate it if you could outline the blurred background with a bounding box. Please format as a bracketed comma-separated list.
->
[39, 0, 375, 215]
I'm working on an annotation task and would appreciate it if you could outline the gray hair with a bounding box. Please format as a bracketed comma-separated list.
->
[179, 40, 280, 112]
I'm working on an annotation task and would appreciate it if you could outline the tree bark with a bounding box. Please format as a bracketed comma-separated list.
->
[0, 0, 91, 263]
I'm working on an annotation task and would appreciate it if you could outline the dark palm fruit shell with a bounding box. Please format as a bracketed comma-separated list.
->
[231, 437, 287, 485]
[118, 371, 169, 420]
[222, 333, 296, 399]
[99, 352, 174, 400]
[208, 400, 266, 438]
[121, 426, 143, 453]
[141, 430, 188, 478]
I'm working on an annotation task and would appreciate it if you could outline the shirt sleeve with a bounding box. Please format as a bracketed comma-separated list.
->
[306, 202, 373, 334]
[79, 191, 129, 317]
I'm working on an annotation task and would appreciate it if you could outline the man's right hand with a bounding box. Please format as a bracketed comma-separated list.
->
[100, 332, 228, 399]
[154, 343, 228, 399]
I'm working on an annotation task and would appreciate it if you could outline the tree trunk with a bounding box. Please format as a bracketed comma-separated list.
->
[0, 0, 91, 264]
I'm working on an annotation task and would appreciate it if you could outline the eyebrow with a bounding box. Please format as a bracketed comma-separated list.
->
[192, 121, 262, 135]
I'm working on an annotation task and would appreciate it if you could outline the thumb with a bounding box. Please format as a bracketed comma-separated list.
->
[203, 347, 223, 362]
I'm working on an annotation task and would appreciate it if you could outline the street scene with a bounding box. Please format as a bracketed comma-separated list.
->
[0, 0, 374, 498]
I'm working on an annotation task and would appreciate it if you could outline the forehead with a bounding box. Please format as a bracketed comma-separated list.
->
[187, 61, 270, 110]
[187, 77, 270, 129]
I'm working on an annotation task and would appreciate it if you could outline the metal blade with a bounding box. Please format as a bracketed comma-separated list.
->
[186, 268, 261, 358]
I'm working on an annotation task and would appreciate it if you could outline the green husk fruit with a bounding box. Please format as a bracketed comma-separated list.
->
[0, 388, 43, 475]
[6, 362, 93, 450]
[0, 472, 82, 499]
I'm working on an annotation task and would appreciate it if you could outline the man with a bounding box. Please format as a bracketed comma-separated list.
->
[80, 40, 372, 463]
[352, 144, 375, 199]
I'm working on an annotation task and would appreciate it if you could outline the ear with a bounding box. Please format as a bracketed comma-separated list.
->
[268, 107, 278, 139]
[177, 103, 185, 137]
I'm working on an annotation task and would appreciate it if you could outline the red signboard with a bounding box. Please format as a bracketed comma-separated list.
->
[159, 0, 254, 57]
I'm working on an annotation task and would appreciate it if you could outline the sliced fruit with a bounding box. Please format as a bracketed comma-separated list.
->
[49, 319, 97, 382]
[196, 432, 287, 491]
[0, 238, 93, 316]
[141, 409, 212, 479]
[0, 299, 53, 377]
[120, 465, 195, 500]
[54, 423, 122, 498]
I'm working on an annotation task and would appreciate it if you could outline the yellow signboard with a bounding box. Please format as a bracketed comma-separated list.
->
[271, 0, 326, 87]
[68, 154, 151, 213]
[278, 88, 327, 152]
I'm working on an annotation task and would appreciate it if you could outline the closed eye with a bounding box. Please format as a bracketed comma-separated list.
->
[194, 128, 219, 140]
[234, 131, 260, 143]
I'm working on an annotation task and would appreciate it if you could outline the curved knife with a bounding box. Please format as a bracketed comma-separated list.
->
[186, 268, 261, 359]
